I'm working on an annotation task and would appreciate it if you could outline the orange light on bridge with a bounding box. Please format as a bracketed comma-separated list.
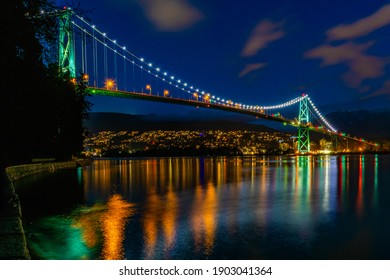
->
[146, 84, 152, 94]
[163, 89, 169, 97]
[104, 78, 117, 90]
[193, 93, 198, 101]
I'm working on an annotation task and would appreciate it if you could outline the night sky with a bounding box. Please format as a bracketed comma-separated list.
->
[62, 0, 390, 117]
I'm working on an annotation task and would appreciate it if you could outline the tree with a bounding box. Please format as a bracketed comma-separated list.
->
[1, 0, 90, 165]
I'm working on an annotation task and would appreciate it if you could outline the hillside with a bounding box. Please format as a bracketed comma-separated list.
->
[84, 110, 390, 142]
[326, 110, 390, 140]
[83, 112, 278, 134]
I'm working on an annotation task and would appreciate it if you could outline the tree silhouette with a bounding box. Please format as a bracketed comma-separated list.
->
[1, 0, 91, 166]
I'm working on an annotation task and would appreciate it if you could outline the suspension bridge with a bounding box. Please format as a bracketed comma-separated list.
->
[56, 7, 377, 154]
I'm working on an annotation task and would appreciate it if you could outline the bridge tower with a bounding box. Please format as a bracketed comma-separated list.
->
[298, 94, 310, 153]
[58, 9, 76, 77]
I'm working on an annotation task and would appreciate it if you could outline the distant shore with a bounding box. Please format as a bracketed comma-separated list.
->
[87, 150, 389, 160]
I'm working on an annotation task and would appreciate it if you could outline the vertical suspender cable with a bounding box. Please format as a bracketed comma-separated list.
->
[84, 30, 88, 77]
[114, 44, 118, 82]
[132, 60, 135, 92]
[141, 66, 144, 93]
[124, 53, 127, 91]
[92, 28, 96, 87]
[81, 27, 85, 74]
[148, 68, 151, 86]
[104, 36, 108, 78]
[95, 32, 99, 87]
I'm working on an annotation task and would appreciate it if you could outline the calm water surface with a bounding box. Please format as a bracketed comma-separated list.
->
[15, 155, 390, 260]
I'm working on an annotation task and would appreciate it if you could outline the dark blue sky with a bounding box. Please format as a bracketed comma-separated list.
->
[62, 0, 390, 116]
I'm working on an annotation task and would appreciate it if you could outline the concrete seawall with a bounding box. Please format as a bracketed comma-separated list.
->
[5, 162, 77, 181]
[0, 161, 77, 260]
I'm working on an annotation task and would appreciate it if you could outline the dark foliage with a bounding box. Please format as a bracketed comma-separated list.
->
[1, 1, 91, 166]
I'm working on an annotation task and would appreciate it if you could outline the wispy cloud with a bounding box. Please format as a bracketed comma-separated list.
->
[138, 0, 204, 31]
[241, 20, 285, 57]
[366, 80, 390, 98]
[305, 4, 390, 95]
[327, 4, 390, 41]
[239, 63, 267, 77]
[305, 42, 387, 88]
[238, 20, 285, 78]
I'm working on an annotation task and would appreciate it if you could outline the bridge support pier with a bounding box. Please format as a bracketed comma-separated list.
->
[297, 95, 310, 153]
[58, 8, 76, 77]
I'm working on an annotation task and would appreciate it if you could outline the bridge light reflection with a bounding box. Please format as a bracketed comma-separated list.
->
[100, 194, 135, 260]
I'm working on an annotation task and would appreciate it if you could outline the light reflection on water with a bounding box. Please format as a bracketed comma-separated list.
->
[20, 155, 390, 259]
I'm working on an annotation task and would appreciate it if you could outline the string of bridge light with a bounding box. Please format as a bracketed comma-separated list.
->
[71, 11, 219, 100]
[307, 102, 325, 128]
[257, 96, 305, 110]
[67, 8, 217, 105]
[37, 7, 341, 123]
[307, 97, 337, 132]
[72, 9, 337, 130]
[72, 22, 145, 76]
[73, 20, 220, 99]
[69, 9, 314, 111]
[73, 13, 235, 105]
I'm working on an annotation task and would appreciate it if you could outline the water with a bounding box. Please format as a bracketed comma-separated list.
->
[15, 155, 390, 260]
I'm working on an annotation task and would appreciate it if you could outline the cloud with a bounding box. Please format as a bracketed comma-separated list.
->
[241, 20, 285, 57]
[327, 4, 390, 41]
[305, 41, 388, 88]
[366, 80, 390, 98]
[138, 0, 204, 31]
[239, 63, 267, 77]
[305, 42, 371, 65]
[304, 4, 390, 98]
